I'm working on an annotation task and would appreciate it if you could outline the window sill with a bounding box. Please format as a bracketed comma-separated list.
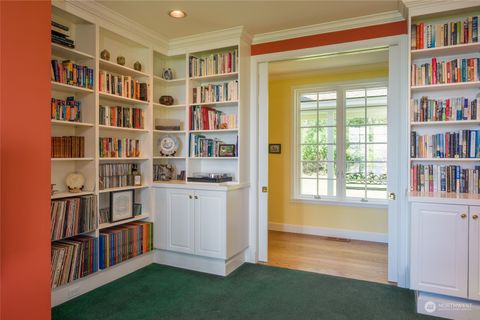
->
[290, 197, 389, 209]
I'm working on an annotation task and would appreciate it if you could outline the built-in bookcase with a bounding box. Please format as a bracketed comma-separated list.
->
[409, 8, 480, 201]
[50, 6, 154, 298]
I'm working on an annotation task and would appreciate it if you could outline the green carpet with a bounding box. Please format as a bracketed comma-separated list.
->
[52, 263, 437, 320]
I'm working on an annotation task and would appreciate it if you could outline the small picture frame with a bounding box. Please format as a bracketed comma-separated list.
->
[133, 203, 142, 216]
[269, 144, 281, 154]
[218, 144, 236, 157]
[110, 190, 134, 222]
[134, 174, 142, 186]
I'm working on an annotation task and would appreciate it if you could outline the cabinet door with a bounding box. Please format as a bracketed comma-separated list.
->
[166, 189, 195, 254]
[410, 203, 469, 298]
[194, 190, 226, 259]
[469, 206, 480, 301]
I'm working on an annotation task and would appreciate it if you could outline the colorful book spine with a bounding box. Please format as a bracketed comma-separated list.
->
[51, 96, 81, 122]
[99, 105, 144, 129]
[189, 49, 238, 77]
[98, 71, 148, 101]
[410, 164, 480, 194]
[190, 105, 237, 130]
[410, 96, 479, 122]
[191, 80, 238, 104]
[99, 221, 153, 269]
[411, 57, 479, 86]
[411, 130, 480, 158]
[51, 60, 94, 89]
[99, 137, 141, 158]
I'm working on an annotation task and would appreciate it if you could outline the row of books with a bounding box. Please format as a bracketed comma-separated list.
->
[189, 133, 237, 157]
[191, 81, 238, 104]
[189, 49, 238, 77]
[410, 130, 480, 158]
[99, 163, 139, 190]
[410, 57, 479, 86]
[190, 105, 237, 130]
[410, 164, 480, 194]
[99, 137, 141, 158]
[99, 221, 153, 269]
[51, 60, 94, 89]
[98, 71, 148, 101]
[51, 97, 81, 122]
[51, 20, 74, 49]
[51, 236, 98, 289]
[411, 17, 479, 50]
[51, 136, 85, 158]
[99, 105, 145, 129]
[51, 195, 98, 241]
[50, 195, 97, 241]
[410, 96, 479, 122]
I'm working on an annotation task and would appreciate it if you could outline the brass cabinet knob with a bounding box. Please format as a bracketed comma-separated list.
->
[189, 195, 193, 199]
[194, 195, 198, 200]
[473, 214, 479, 220]
[461, 213, 467, 219]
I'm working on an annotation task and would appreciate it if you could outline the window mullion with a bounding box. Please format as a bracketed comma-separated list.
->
[337, 88, 345, 201]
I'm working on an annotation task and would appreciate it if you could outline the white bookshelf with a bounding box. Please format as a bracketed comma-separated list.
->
[408, 8, 480, 201]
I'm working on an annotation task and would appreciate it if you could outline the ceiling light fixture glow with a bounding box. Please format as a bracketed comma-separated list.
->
[169, 10, 186, 18]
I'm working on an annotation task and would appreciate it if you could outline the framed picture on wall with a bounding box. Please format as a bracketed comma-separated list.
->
[269, 144, 281, 154]
[110, 190, 134, 222]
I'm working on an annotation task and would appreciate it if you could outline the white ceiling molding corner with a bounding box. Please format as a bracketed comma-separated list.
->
[251, 10, 405, 45]
[402, 0, 480, 17]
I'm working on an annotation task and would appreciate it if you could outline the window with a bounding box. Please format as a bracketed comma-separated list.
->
[294, 83, 388, 204]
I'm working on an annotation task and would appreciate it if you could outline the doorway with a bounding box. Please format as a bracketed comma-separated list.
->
[252, 37, 409, 286]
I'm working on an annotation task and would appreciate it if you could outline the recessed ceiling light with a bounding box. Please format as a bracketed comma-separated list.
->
[168, 10, 186, 18]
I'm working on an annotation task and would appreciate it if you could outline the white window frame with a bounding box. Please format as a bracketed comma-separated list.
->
[291, 79, 388, 208]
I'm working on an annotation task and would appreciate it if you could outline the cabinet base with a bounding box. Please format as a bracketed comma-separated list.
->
[153, 249, 247, 276]
[416, 291, 480, 320]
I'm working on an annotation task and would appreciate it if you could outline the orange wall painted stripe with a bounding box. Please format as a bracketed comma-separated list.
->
[251, 20, 408, 56]
[1, 1, 51, 319]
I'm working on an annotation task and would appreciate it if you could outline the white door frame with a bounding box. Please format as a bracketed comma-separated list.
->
[248, 34, 410, 287]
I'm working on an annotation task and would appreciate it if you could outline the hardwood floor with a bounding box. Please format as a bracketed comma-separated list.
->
[264, 230, 389, 284]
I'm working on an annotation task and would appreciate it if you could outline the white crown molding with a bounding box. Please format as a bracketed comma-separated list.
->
[402, 0, 480, 17]
[53, 0, 169, 51]
[252, 10, 405, 45]
[168, 26, 252, 55]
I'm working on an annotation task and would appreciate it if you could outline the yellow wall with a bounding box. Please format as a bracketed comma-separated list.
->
[268, 67, 388, 234]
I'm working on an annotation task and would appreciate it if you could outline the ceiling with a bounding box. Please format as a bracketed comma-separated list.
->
[96, 0, 401, 39]
[269, 48, 389, 78]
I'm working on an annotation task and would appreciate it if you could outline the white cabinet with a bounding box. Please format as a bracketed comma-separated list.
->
[165, 189, 195, 254]
[469, 206, 480, 301]
[411, 203, 480, 301]
[194, 190, 226, 259]
[154, 186, 248, 263]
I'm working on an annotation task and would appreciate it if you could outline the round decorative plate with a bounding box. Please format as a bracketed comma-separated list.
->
[158, 135, 179, 156]
[65, 172, 85, 192]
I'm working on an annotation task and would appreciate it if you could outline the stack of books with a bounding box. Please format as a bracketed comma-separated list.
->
[410, 96, 479, 122]
[51, 20, 75, 49]
[411, 57, 480, 86]
[51, 97, 81, 122]
[411, 164, 480, 194]
[51, 136, 85, 158]
[411, 130, 480, 158]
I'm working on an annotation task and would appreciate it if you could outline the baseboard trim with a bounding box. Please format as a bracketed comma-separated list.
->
[154, 249, 246, 276]
[268, 222, 388, 243]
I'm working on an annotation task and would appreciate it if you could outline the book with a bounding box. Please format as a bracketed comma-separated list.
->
[51, 97, 81, 122]
[51, 136, 85, 158]
[411, 57, 479, 86]
[410, 130, 479, 158]
[191, 80, 238, 104]
[99, 137, 140, 158]
[51, 60, 94, 89]
[98, 71, 148, 101]
[189, 49, 238, 77]
[190, 105, 237, 130]
[411, 164, 480, 194]
[99, 163, 139, 190]
[410, 96, 479, 122]
[99, 105, 144, 129]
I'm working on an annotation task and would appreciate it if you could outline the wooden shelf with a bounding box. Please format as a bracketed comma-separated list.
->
[51, 43, 94, 61]
[99, 125, 149, 133]
[51, 191, 95, 199]
[411, 81, 480, 92]
[51, 81, 94, 94]
[51, 157, 94, 161]
[153, 130, 185, 134]
[189, 100, 238, 107]
[189, 157, 238, 160]
[153, 75, 186, 83]
[99, 214, 150, 229]
[152, 102, 186, 108]
[410, 158, 479, 162]
[410, 120, 480, 126]
[98, 185, 148, 193]
[99, 59, 150, 78]
[189, 72, 238, 81]
[153, 156, 186, 159]
[189, 129, 238, 133]
[99, 157, 149, 161]
[51, 229, 97, 243]
[51, 120, 94, 127]
[152, 180, 186, 186]
[99, 92, 149, 105]
[409, 191, 480, 205]
[411, 42, 480, 60]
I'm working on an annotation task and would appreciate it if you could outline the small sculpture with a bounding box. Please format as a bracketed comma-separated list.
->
[117, 56, 125, 66]
[134, 61, 142, 71]
[100, 49, 110, 61]
[163, 68, 173, 80]
[159, 95, 174, 106]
